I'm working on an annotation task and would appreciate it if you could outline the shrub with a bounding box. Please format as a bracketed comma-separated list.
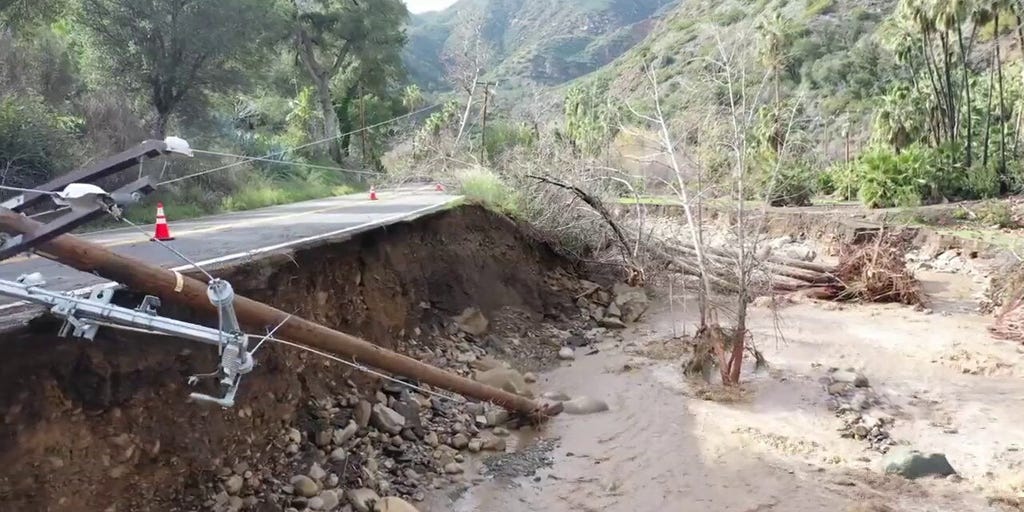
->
[456, 167, 520, 215]
[854, 145, 935, 208]
[0, 95, 75, 190]
[977, 200, 1016, 228]
[766, 162, 815, 206]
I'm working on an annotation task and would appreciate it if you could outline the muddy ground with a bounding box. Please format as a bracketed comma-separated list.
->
[3, 204, 1024, 511]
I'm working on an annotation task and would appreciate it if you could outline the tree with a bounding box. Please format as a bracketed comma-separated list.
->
[76, 0, 281, 138]
[288, 0, 408, 164]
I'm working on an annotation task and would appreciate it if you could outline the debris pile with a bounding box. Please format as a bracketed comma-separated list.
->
[832, 237, 922, 305]
[823, 369, 896, 453]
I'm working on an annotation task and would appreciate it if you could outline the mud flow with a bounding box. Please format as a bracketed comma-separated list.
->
[3, 205, 1024, 512]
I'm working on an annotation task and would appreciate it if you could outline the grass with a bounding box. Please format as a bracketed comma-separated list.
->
[456, 167, 521, 215]
[220, 180, 355, 212]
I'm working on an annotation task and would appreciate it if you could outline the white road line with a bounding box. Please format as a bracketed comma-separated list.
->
[0, 197, 461, 313]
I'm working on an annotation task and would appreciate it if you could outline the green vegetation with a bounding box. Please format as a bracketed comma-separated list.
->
[0, 0, 413, 219]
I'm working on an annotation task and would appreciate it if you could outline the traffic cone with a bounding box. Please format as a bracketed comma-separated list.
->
[151, 202, 175, 241]
[369, 186, 378, 201]
[435, 183, 445, 192]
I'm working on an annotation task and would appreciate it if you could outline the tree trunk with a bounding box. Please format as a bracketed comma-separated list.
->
[315, 79, 344, 164]
[152, 110, 170, 139]
[983, 51, 995, 167]
[957, 25, 972, 168]
[996, 13, 1008, 192]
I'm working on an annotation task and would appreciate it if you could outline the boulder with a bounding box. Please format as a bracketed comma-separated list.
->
[346, 488, 381, 512]
[831, 370, 869, 388]
[290, 475, 319, 498]
[354, 400, 373, 428]
[613, 283, 650, 323]
[371, 404, 406, 434]
[333, 421, 358, 446]
[882, 448, 956, 479]
[473, 367, 532, 397]
[376, 496, 420, 512]
[455, 308, 488, 336]
[558, 347, 575, 360]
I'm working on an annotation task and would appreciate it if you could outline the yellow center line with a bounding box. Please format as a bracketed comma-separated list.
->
[1, 191, 423, 266]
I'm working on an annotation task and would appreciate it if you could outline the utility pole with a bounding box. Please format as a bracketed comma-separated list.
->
[0, 209, 561, 419]
[477, 81, 496, 164]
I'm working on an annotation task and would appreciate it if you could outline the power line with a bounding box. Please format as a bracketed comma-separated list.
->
[159, 103, 442, 186]
[190, 149, 377, 176]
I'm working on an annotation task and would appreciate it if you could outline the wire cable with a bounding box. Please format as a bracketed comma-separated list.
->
[159, 103, 441, 186]
[267, 335, 461, 402]
[0, 185, 58, 196]
[191, 149, 378, 176]
[115, 214, 215, 282]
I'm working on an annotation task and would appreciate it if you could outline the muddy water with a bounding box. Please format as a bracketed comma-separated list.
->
[424, 273, 1021, 511]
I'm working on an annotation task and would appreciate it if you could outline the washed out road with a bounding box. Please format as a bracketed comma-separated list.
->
[0, 187, 461, 325]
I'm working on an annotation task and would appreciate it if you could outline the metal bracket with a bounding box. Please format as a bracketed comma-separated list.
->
[0, 177, 157, 262]
[0, 275, 256, 408]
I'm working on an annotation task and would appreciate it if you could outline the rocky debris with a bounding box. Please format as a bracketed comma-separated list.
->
[377, 496, 420, 512]
[558, 347, 575, 360]
[354, 400, 373, 428]
[450, 433, 469, 449]
[541, 391, 571, 402]
[224, 475, 244, 496]
[347, 488, 381, 512]
[482, 437, 557, 478]
[562, 396, 610, 415]
[824, 369, 894, 453]
[371, 404, 406, 435]
[455, 307, 489, 336]
[882, 448, 957, 479]
[444, 462, 464, 474]
[598, 314, 627, 329]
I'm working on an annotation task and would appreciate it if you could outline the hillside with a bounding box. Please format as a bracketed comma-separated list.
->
[575, 0, 900, 150]
[403, 0, 678, 92]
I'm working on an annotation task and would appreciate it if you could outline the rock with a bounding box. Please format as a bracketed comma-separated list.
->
[444, 462, 464, 474]
[309, 462, 327, 482]
[450, 433, 470, 449]
[470, 356, 504, 371]
[291, 475, 319, 498]
[334, 421, 358, 446]
[558, 347, 575, 360]
[309, 497, 325, 510]
[455, 308, 488, 336]
[882, 448, 956, 479]
[484, 408, 510, 426]
[605, 302, 622, 318]
[563, 396, 610, 415]
[376, 496, 420, 512]
[225, 475, 244, 496]
[523, 372, 537, 383]
[391, 396, 422, 430]
[346, 488, 381, 512]
[481, 436, 506, 451]
[371, 404, 406, 434]
[354, 400, 373, 428]
[329, 447, 347, 463]
[319, 490, 340, 511]
[598, 315, 627, 329]
[424, 431, 439, 448]
[831, 370, 869, 388]
[783, 245, 817, 262]
[468, 439, 483, 452]
[613, 283, 650, 323]
[541, 391, 571, 402]
[770, 235, 793, 249]
[315, 429, 333, 447]
[492, 427, 510, 437]
[827, 382, 848, 395]
[473, 367, 532, 397]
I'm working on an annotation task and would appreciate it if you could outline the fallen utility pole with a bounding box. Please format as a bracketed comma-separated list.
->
[0, 209, 560, 419]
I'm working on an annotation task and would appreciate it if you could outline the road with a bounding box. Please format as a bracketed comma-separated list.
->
[0, 187, 461, 327]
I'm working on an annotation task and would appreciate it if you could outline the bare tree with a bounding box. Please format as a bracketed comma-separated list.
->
[443, 10, 494, 146]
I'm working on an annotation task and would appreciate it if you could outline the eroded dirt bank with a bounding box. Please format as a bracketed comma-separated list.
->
[0, 205, 581, 511]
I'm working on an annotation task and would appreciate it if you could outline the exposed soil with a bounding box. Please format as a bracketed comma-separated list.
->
[0, 205, 581, 511]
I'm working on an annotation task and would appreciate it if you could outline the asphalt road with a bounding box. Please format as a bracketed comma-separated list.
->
[0, 187, 461, 322]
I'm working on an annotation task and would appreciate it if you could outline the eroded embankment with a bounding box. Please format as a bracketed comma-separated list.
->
[0, 205, 577, 511]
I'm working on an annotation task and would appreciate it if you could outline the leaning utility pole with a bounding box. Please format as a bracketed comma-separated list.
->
[0, 210, 559, 419]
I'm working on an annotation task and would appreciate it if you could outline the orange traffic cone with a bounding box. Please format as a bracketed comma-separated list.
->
[369, 186, 378, 201]
[435, 183, 445, 192]
[151, 202, 175, 241]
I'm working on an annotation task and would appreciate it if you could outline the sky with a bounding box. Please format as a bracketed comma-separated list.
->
[404, 0, 460, 14]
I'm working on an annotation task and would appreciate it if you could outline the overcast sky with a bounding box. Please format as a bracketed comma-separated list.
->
[404, 0, 459, 13]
